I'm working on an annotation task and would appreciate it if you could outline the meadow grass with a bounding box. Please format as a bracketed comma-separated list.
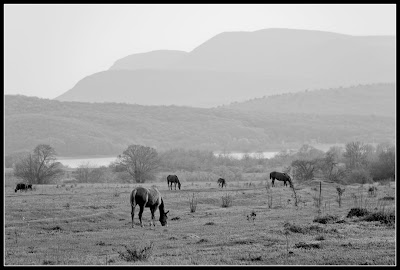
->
[4, 178, 396, 265]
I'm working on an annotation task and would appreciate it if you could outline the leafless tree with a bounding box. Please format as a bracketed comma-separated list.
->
[14, 144, 64, 184]
[75, 162, 92, 183]
[291, 159, 316, 181]
[343, 141, 369, 170]
[117, 144, 160, 183]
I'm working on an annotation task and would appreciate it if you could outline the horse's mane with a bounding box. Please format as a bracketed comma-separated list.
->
[159, 197, 165, 213]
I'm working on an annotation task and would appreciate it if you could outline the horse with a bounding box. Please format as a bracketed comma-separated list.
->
[270, 171, 292, 187]
[217, 178, 226, 188]
[130, 186, 169, 228]
[167, 175, 181, 190]
[15, 183, 32, 192]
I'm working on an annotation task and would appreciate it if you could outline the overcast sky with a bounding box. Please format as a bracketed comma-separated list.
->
[4, 4, 396, 99]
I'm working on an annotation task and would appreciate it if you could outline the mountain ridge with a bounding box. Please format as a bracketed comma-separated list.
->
[7, 83, 396, 156]
[55, 28, 395, 107]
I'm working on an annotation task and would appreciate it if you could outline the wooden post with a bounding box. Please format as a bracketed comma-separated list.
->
[319, 182, 322, 208]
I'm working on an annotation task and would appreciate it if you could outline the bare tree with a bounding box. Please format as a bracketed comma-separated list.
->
[14, 144, 64, 184]
[291, 159, 316, 181]
[343, 141, 369, 170]
[75, 162, 92, 183]
[117, 145, 160, 183]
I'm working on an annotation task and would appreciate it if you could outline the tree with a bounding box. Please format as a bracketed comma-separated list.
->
[116, 145, 160, 183]
[343, 141, 370, 170]
[291, 159, 317, 181]
[74, 162, 92, 183]
[370, 145, 395, 181]
[317, 146, 344, 181]
[14, 144, 64, 184]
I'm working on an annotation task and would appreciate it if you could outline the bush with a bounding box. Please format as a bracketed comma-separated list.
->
[313, 214, 339, 224]
[363, 209, 395, 226]
[221, 193, 234, 208]
[347, 208, 370, 218]
[283, 222, 325, 234]
[344, 168, 373, 184]
[118, 242, 154, 262]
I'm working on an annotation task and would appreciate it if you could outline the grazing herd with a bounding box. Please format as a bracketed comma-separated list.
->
[13, 171, 291, 228]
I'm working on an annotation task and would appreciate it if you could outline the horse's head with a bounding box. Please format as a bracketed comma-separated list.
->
[159, 210, 169, 226]
[178, 182, 181, 190]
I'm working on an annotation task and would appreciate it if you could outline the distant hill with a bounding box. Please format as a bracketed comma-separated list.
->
[55, 28, 395, 107]
[224, 83, 395, 117]
[5, 94, 395, 156]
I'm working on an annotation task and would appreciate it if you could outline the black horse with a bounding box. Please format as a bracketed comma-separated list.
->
[130, 186, 169, 227]
[15, 183, 32, 192]
[167, 175, 181, 190]
[270, 171, 292, 187]
[217, 178, 226, 188]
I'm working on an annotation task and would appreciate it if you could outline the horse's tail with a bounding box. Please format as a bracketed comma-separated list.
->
[130, 188, 137, 207]
[270, 173, 272, 179]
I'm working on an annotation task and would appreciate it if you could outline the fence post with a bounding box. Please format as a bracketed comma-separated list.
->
[319, 182, 322, 208]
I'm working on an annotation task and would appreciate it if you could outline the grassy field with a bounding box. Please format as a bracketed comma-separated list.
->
[4, 175, 396, 265]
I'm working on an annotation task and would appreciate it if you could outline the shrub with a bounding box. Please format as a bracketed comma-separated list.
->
[118, 242, 154, 262]
[347, 208, 370, 218]
[204, 222, 216, 225]
[313, 214, 339, 224]
[221, 193, 233, 208]
[283, 222, 324, 234]
[336, 186, 345, 208]
[363, 209, 395, 226]
[189, 193, 197, 213]
[295, 241, 321, 249]
[344, 168, 373, 184]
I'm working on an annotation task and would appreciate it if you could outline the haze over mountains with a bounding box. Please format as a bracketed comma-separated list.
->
[55, 28, 395, 107]
[5, 82, 395, 156]
[5, 28, 396, 157]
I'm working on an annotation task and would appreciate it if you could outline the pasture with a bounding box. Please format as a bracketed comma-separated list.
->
[4, 176, 396, 265]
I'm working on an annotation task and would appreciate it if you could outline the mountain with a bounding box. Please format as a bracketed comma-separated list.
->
[109, 50, 187, 70]
[55, 28, 395, 107]
[224, 83, 396, 117]
[5, 91, 395, 156]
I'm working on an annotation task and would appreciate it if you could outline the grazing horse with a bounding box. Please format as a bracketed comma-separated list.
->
[167, 175, 181, 190]
[15, 183, 32, 192]
[270, 171, 292, 187]
[217, 178, 226, 188]
[130, 186, 169, 227]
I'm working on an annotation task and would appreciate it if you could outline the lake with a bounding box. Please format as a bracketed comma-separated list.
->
[57, 151, 279, 168]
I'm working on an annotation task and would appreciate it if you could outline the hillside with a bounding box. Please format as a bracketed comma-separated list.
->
[5, 94, 395, 156]
[55, 28, 395, 107]
[224, 83, 395, 117]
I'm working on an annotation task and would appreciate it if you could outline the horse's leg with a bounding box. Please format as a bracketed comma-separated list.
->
[138, 205, 144, 227]
[131, 205, 136, 228]
[150, 206, 157, 226]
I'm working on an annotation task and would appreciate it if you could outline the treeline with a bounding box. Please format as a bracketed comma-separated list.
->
[8, 141, 395, 186]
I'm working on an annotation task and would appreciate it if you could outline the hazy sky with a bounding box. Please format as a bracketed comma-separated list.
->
[4, 4, 396, 99]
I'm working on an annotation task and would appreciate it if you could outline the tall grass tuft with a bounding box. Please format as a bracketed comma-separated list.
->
[118, 242, 154, 262]
[189, 193, 197, 213]
[336, 186, 345, 208]
[221, 193, 233, 208]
